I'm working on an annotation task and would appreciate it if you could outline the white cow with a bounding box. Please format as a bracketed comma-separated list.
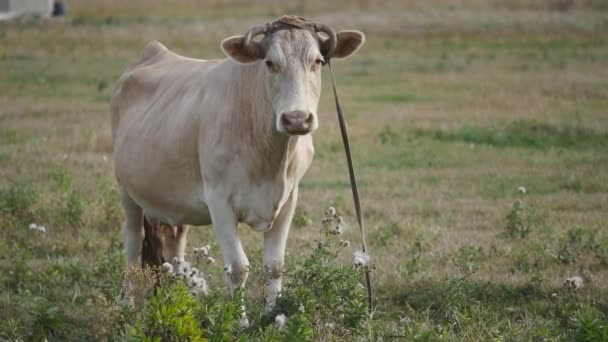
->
[111, 15, 365, 308]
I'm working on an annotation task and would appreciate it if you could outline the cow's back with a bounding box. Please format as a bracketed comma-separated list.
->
[110, 41, 219, 225]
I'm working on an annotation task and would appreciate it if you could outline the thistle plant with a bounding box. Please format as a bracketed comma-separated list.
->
[505, 188, 534, 239]
[268, 207, 369, 339]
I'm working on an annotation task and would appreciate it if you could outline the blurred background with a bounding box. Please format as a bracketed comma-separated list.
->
[1, 0, 607, 340]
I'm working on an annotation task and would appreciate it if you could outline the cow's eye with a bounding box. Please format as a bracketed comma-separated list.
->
[312, 58, 324, 71]
[265, 60, 279, 72]
[265, 60, 275, 68]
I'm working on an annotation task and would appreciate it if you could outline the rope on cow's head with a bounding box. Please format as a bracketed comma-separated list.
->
[241, 16, 337, 63]
[242, 16, 374, 312]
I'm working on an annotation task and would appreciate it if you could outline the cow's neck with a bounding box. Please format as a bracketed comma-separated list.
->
[227, 62, 303, 181]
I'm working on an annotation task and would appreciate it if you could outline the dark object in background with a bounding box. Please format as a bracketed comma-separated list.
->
[52, 1, 65, 16]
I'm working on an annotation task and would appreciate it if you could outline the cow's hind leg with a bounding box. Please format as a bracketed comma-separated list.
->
[122, 190, 144, 271]
[162, 224, 189, 262]
[142, 216, 165, 268]
[118, 190, 144, 305]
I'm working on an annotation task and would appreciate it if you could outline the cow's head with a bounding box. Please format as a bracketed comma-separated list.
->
[221, 16, 365, 136]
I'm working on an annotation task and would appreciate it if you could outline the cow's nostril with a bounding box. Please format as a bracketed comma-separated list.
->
[305, 113, 313, 125]
[281, 114, 291, 127]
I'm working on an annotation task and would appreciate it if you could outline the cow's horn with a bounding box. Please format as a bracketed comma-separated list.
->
[314, 23, 337, 60]
[243, 24, 268, 49]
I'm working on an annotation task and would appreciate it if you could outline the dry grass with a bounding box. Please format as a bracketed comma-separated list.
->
[1, 0, 608, 340]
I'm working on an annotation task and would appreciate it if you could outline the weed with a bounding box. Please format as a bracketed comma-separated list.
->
[454, 244, 482, 275]
[52, 166, 72, 193]
[0, 180, 36, 220]
[269, 209, 370, 339]
[62, 190, 85, 226]
[553, 227, 608, 266]
[31, 304, 65, 340]
[0, 318, 23, 341]
[398, 238, 426, 277]
[129, 281, 206, 341]
[572, 306, 608, 342]
[505, 199, 533, 239]
[373, 222, 401, 247]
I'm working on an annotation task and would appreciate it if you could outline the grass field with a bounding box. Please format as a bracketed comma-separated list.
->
[1, 0, 608, 340]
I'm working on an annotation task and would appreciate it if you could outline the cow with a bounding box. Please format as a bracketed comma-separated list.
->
[110, 15, 365, 309]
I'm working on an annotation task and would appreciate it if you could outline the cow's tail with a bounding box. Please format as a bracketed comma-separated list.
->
[142, 215, 165, 269]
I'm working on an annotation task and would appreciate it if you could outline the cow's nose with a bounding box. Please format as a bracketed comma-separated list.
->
[281, 111, 314, 135]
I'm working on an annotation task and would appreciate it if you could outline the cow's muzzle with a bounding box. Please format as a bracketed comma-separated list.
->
[280, 111, 314, 135]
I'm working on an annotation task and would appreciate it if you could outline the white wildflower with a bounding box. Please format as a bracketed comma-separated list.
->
[189, 276, 209, 296]
[171, 257, 190, 276]
[172, 257, 182, 267]
[189, 267, 200, 278]
[551, 292, 558, 298]
[275, 313, 287, 331]
[205, 256, 215, 264]
[193, 245, 211, 258]
[161, 262, 173, 273]
[353, 250, 370, 267]
[564, 276, 584, 291]
[28, 223, 46, 233]
[239, 313, 250, 328]
[166, 257, 208, 296]
[340, 240, 350, 248]
[330, 223, 344, 235]
[325, 207, 336, 217]
[517, 186, 527, 194]
[324, 322, 335, 330]
[298, 303, 305, 313]
[399, 315, 411, 324]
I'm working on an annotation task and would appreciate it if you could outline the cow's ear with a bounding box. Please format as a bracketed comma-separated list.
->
[221, 35, 265, 63]
[327, 30, 365, 60]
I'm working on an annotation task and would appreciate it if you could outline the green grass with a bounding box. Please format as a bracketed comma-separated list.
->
[422, 120, 608, 150]
[1, 1, 608, 340]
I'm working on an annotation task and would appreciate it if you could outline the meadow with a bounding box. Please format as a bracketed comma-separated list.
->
[1, 0, 607, 340]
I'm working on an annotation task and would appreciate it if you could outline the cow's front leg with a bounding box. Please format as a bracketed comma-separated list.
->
[207, 198, 250, 294]
[264, 187, 298, 310]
